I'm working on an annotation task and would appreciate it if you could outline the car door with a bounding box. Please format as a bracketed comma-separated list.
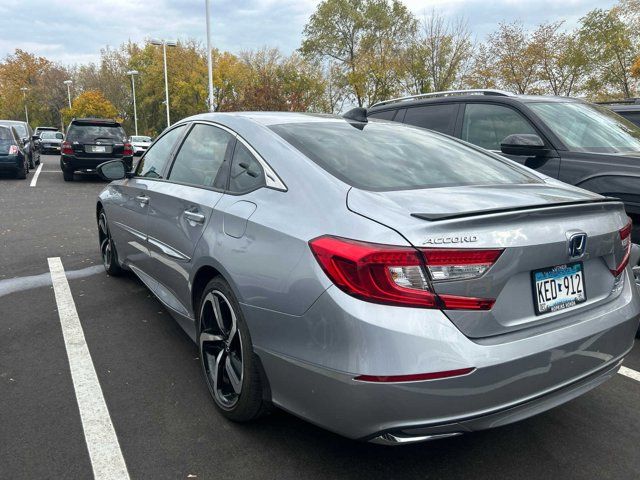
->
[106, 124, 187, 269]
[460, 102, 561, 178]
[141, 122, 235, 316]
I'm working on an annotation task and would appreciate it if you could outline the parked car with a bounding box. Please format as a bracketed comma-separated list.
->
[0, 125, 29, 179]
[597, 99, 640, 127]
[61, 118, 133, 182]
[34, 126, 58, 137]
[95, 112, 639, 444]
[0, 119, 38, 168]
[38, 130, 64, 154]
[129, 135, 152, 156]
[368, 90, 640, 241]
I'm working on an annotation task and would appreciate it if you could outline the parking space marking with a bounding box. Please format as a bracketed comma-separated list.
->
[29, 162, 43, 187]
[47, 257, 130, 480]
[620, 365, 640, 382]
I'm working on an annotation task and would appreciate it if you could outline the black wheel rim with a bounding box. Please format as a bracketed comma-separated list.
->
[200, 290, 243, 409]
[98, 212, 112, 269]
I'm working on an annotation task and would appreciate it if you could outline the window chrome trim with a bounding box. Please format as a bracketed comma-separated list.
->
[182, 120, 288, 192]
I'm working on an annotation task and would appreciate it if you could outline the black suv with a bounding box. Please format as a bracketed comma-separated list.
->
[61, 118, 133, 182]
[368, 90, 640, 239]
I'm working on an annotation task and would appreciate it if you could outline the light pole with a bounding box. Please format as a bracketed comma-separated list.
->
[205, 0, 214, 112]
[126, 70, 139, 135]
[20, 87, 29, 126]
[63, 80, 73, 108]
[150, 39, 177, 127]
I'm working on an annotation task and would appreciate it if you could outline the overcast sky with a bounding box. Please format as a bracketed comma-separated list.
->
[0, 0, 618, 65]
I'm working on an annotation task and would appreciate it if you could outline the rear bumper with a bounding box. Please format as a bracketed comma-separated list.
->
[0, 156, 21, 170]
[247, 268, 640, 441]
[62, 155, 133, 172]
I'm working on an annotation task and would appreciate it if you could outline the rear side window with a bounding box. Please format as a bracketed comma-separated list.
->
[271, 121, 541, 191]
[462, 103, 537, 151]
[618, 111, 640, 127]
[228, 142, 265, 193]
[67, 124, 126, 143]
[136, 125, 186, 179]
[368, 110, 396, 121]
[168, 124, 234, 188]
[403, 104, 459, 135]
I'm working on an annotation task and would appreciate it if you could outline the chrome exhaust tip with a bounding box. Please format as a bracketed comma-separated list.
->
[369, 431, 462, 445]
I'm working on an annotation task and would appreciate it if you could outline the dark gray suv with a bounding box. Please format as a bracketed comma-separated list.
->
[369, 90, 640, 240]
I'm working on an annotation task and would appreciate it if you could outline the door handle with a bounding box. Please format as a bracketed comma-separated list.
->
[136, 195, 149, 205]
[184, 210, 205, 224]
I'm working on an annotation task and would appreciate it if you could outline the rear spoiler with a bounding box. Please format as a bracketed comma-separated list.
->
[411, 197, 623, 222]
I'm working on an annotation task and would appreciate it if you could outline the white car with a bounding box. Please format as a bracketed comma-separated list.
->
[129, 135, 152, 156]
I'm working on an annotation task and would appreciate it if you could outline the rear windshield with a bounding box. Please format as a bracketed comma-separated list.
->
[41, 131, 63, 139]
[0, 128, 13, 142]
[270, 121, 541, 191]
[67, 124, 126, 143]
[0, 122, 26, 137]
[131, 136, 151, 142]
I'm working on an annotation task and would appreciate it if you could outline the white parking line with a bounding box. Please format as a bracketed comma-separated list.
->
[29, 162, 43, 187]
[619, 365, 640, 382]
[47, 257, 130, 480]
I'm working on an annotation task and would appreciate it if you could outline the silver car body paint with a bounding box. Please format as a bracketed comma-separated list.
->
[98, 112, 640, 442]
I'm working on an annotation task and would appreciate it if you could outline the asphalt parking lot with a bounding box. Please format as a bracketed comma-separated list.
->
[1, 154, 640, 480]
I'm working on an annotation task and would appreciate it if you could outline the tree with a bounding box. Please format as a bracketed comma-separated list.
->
[531, 22, 587, 96]
[62, 90, 118, 125]
[301, 0, 416, 107]
[406, 12, 473, 93]
[579, 7, 637, 98]
[483, 21, 541, 94]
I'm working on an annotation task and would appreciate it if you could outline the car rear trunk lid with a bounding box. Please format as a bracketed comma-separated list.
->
[347, 183, 630, 338]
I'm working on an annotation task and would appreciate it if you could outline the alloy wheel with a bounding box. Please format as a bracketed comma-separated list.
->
[200, 290, 244, 409]
[98, 212, 113, 268]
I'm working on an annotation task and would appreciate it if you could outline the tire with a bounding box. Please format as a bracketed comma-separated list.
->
[198, 277, 268, 422]
[16, 159, 27, 179]
[63, 169, 74, 182]
[97, 209, 124, 276]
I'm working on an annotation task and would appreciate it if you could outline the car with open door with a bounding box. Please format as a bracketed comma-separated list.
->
[95, 112, 639, 445]
[0, 125, 29, 179]
[0, 119, 38, 169]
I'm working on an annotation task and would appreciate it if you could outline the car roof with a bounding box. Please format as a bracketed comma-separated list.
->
[182, 111, 346, 127]
[0, 119, 27, 125]
[367, 93, 584, 112]
[71, 118, 120, 126]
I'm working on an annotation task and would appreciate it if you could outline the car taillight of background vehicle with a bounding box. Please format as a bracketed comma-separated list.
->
[309, 236, 502, 310]
[8, 145, 19, 155]
[611, 218, 632, 277]
[61, 142, 74, 155]
[123, 143, 133, 156]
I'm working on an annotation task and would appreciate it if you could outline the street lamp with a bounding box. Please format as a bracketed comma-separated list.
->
[63, 80, 73, 108]
[205, 0, 214, 112]
[126, 70, 139, 136]
[150, 38, 177, 127]
[20, 87, 29, 126]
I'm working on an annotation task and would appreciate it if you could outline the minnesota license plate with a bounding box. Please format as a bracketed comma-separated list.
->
[532, 262, 586, 315]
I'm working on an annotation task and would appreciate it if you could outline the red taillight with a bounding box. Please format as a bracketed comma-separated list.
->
[354, 367, 475, 383]
[309, 236, 499, 310]
[611, 218, 632, 277]
[8, 145, 19, 155]
[62, 141, 73, 155]
[123, 143, 133, 156]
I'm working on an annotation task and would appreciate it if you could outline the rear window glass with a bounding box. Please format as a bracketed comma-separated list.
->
[270, 121, 541, 191]
[403, 104, 459, 135]
[41, 131, 62, 139]
[67, 124, 126, 143]
[0, 122, 26, 137]
[0, 128, 13, 141]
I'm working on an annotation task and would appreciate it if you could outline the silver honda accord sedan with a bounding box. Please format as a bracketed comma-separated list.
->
[96, 112, 640, 445]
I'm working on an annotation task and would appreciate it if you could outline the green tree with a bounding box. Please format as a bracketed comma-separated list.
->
[301, 0, 416, 107]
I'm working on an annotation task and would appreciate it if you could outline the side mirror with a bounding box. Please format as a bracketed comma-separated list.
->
[97, 160, 127, 181]
[500, 134, 550, 157]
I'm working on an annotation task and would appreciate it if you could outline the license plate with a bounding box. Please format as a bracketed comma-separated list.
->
[532, 262, 586, 315]
[91, 145, 106, 153]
